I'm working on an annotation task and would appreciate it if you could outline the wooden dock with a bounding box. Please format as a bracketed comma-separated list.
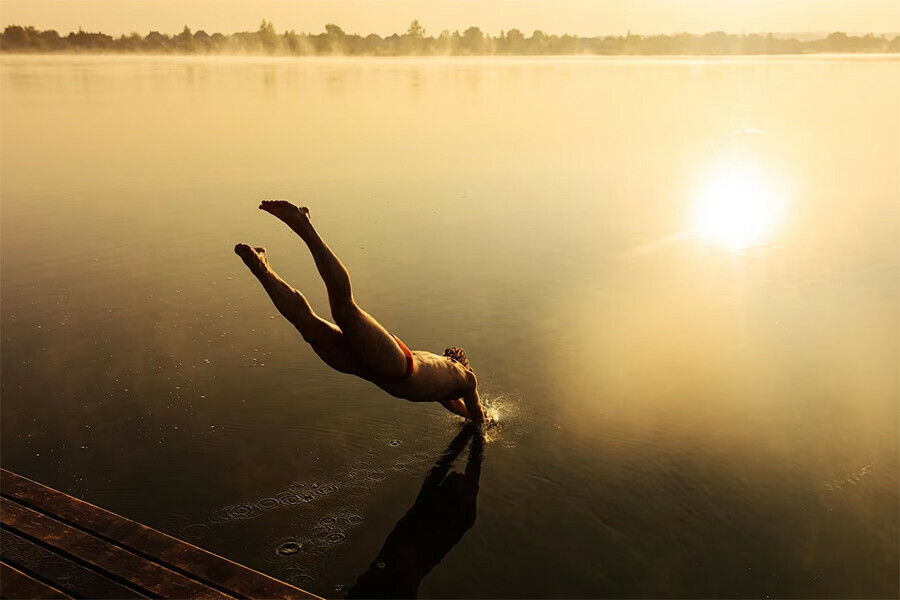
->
[0, 469, 320, 599]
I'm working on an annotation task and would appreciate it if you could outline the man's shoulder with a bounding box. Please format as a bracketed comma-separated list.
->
[411, 350, 445, 366]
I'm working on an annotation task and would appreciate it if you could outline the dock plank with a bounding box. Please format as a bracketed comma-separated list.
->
[0, 528, 148, 599]
[0, 498, 233, 599]
[0, 562, 71, 600]
[1, 469, 317, 599]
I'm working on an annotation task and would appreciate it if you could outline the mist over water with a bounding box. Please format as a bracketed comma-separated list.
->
[1, 55, 897, 598]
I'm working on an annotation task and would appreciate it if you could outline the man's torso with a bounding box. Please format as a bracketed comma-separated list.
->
[376, 351, 471, 403]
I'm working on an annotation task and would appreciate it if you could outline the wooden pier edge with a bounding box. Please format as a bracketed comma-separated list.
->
[0, 468, 321, 599]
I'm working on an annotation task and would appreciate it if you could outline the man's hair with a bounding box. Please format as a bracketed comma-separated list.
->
[443, 346, 471, 371]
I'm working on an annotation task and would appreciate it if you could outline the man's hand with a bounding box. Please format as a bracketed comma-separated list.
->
[462, 373, 486, 423]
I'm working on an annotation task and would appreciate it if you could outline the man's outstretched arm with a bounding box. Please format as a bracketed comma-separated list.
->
[462, 374, 486, 423]
[439, 397, 469, 419]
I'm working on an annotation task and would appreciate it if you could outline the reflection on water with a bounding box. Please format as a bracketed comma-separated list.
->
[1, 55, 898, 598]
[164, 419, 495, 593]
[347, 424, 483, 599]
[691, 147, 790, 251]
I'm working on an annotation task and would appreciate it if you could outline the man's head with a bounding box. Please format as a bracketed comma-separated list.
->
[443, 346, 471, 371]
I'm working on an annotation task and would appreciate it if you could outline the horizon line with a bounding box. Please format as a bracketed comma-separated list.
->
[4, 23, 900, 39]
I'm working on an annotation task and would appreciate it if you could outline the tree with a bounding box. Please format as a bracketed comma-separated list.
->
[258, 19, 278, 51]
[363, 32, 382, 55]
[0, 22, 891, 56]
[259, 20, 275, 36]
[402, 19, 427, 54]
[889, 35, 900, 53]
[67, 27, 114, 49]
[504, 28, 524, 54]
[174, 25, 195, 51]
[322, 23, 346, 54]
[144, 30, 167, 49]
[209, 32, 226, 50]
[461, 26, 484, 54]
[1, 25, 30, 49]
[529, 30, 547, 54]
[324, 23, 345, 37]
[407, 20, 425, 39]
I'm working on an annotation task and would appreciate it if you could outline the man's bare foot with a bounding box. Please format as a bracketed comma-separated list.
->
[259, 200, 310, 230]
[234, 243, 270, 275]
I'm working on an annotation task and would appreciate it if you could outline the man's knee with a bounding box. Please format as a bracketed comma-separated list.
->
[328, 281, 354, 307]
[296, 318, 332, 346]
[330, 296, 361, 323]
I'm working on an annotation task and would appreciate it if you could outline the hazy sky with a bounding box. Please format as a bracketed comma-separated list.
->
[2, 0, 899, 37]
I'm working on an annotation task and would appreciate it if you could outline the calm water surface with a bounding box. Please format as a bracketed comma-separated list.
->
[1, 55, 898, 598]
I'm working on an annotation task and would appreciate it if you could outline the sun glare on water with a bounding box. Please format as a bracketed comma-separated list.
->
[692, 157, 788, 251]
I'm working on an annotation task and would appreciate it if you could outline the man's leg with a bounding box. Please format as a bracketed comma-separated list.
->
[235, 243, 358, 374]
[258, 201, 408, 381]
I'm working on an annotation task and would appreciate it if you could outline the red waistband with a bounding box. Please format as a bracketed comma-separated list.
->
[388, 334, 415, 383]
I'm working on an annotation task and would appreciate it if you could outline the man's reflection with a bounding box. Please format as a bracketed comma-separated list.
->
[346, 424, 484, 599]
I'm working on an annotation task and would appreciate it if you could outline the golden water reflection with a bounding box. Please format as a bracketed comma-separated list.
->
[1, 55, 896, 598]
[690, 151, 790, 251]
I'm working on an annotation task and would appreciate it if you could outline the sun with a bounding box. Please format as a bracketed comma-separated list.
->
[692, 157, 787, 251]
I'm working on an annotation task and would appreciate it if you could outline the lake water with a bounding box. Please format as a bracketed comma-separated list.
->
[1, 55, 898, 598]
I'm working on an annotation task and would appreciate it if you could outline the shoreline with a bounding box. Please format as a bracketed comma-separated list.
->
[2, 51, 899, 59]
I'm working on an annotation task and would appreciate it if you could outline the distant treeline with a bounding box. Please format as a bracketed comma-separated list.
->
[2, 20, 898, 56]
